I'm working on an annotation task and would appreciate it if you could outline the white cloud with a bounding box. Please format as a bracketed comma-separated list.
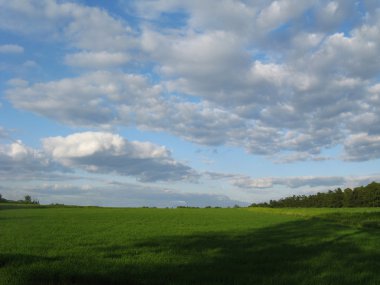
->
[141, 28, 248, 88]
[257, 0, 315, 31]
[43, 132, 126, 159]
[3, 0, 380, 163]
[63, 5, 133, 52]
[0, 140, 65, 179]
[310, 19, 380, 79]
[133, 0, 255, 32]
[9, 141, 29, 159]
[344, 133, 380, 161]
[6, 71, 161, 127]
[0, 129, 197, 184]
[0, 44, 24, 53]
[5, 64, 377, 160]
[132, 100, 246, 146]
[0, 130, 197, 186]
[6, 71, 246, 146]
[43, 132, 197, 182]
[0, 0, 135, 52]
[64, 51, 129, 68]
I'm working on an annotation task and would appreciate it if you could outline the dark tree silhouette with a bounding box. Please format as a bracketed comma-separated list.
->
[24, 195, 32, 203]
[250, 182, 380, 208]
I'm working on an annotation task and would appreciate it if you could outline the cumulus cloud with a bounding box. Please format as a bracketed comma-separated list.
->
[0, 44, 24, 53]
[0, 130, 198, 186]
[0, 128, 198, 184]
[42, 132, 197, 182]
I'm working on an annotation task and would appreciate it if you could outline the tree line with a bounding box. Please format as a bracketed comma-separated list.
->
[0, 194, 39, 205]
[250, 182, 380, 208]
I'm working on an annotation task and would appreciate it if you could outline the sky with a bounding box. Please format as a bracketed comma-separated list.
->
[1, 0, 380, 207]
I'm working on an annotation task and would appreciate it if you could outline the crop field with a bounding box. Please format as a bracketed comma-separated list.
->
[0, 204, 380, 285]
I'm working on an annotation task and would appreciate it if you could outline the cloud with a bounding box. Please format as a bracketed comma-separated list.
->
[205, 170, 380, 190]
[218, 174, 367, 190]
[204, 171, 380, 191]
[133, 100, 246, 146]
[6, 71, 246, 146]
[141, 29, 248, 88]
[0, 0, 135, 51]
[64, 51, 129, 68]
[0, 140, 65, 180]
[344, 133, 380, 161]
[256, 0, 315, 31]
[42, 132, 197, 182]
[3, 181, 246, 207]
[6, 71, 159, 127]
[3, 0, 380, 163]
[233, 177, 275, 189]
[63, 7, 134, 52]
[274, 152, 331, 163]
[131, 2, 380, 160]
[0, 130, 197, 184]
[0, 44, 24, 53]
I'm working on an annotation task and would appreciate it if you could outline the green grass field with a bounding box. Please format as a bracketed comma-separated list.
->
[1, 204, 379, 285]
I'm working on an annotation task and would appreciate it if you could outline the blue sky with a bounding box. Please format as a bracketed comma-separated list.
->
[1, 0, 380, 207]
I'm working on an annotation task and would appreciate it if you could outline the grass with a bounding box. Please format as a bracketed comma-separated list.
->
[0, 204, 379, 284]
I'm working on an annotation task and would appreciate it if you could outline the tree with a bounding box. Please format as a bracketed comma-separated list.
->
[24, 195, 32, 203]
[343, 188, 353, 207]
[332, 188, 344, 208]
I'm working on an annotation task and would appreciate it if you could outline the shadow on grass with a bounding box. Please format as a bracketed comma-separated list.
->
[5, 213, 380, 285]
[319, 211, 380, 230]
[0, 253, 61, 268]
